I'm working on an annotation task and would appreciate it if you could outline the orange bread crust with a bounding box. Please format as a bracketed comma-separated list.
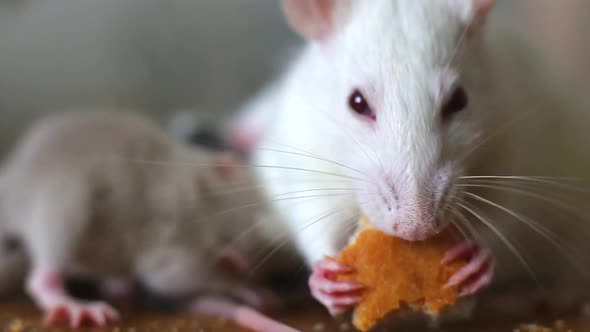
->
[335, 217, 465, 331]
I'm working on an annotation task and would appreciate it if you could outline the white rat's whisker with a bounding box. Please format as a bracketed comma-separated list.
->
[270, 128, 382, 184]
[459, 107, 539, 162]
[125, 158, 368, 183]
[455, 183, 590, 228]
[448, 217, 471, 241]
[347, 132, 384, 175]
[272, 188, 367, 198]
[446, 206, 475, 241]
[455, 200, 540, 286]
[201, 182, 356, 199]
[249, 208, 348, 276]
[446, 203, 482, 243]
[462, 191, 588, 277]
[342, 214, 362, 236]
[460, 175, 583, 182]
[459, 176, 589, 192]
[310, 102, 383, 175]
[442, 194, 471, 240]
[459, 179, 590, 197]
[263, 140, 325, 160]
[447, 25, 469, 72]
[249, 196, 370, 277]
[192, 193, 365, 226]
[255, 147, 367, 177]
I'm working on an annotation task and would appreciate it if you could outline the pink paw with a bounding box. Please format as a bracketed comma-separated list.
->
[43, 300, 120, 328]
[309, 258, 363, 316]
[443, 241, 495, 296]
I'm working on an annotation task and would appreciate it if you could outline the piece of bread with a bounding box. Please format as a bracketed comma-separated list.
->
[335, 215, 466, 331]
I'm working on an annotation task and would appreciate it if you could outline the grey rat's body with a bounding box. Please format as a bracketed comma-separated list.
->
[231, 0, 590, 318]
[0, 111, 296, 330]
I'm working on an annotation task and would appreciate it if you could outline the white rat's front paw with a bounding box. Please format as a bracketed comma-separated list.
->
[309, 258, 364, 316]
[442, 241, 495, 296]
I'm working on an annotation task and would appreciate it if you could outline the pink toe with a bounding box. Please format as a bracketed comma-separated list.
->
[71, 310, 84, 328]
[105, 307, 120, 321]
[325, 298, 361, 316]
[461, 274, 491, 296]
[91, 310, 107, 326]
[314, 291, 361, 316]
[330, 295, 362, 306]
[310, 259, 363, 316]
[314, 279, 362, 293]
[43, 308, 63, 326]
[316, 259, 352, 273]
[443, 241, 477, 264]
[460, 259, 494, 296]
[445, 249, 489, 288]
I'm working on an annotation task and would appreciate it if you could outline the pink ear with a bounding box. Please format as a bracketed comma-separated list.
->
[466, 0, 495, 33]
[474, 0, 494, 23]
[281, 0, 336, 41]
[448, 0, 495, 29]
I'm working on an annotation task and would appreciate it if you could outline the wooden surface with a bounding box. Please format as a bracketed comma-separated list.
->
[1, 301, 590, 332]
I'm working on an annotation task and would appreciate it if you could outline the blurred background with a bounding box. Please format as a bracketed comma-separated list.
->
[0, 0, 587, 156]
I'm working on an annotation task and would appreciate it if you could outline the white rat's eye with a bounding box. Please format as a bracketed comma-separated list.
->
[348, 89, 375, 120]
[442, 86, 468, 119]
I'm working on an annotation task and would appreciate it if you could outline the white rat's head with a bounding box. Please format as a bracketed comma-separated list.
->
[282, 0, 494, 241]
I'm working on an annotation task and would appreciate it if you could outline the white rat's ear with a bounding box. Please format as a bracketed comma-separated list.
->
[448, 0, 495, 30]
[281, 0, 342, 41]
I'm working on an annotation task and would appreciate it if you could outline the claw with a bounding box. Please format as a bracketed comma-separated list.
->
[443, 241, 494, 296]
[309, 258, 363, 316]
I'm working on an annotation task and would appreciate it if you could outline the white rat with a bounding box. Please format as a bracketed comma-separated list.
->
[230, 0, 590, 319]
[0, 111, 298, 331]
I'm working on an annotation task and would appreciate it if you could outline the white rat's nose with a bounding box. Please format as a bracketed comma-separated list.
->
[360, 172, 448, 242]
[389, 193, 439, 241]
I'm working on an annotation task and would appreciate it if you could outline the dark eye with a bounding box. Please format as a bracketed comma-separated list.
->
[442, 86, 468, 119]
[348, 89, 375, 120]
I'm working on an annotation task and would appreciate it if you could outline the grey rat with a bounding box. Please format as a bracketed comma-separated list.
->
[230, 0, 590, 320]
[0, 110, 298, 331]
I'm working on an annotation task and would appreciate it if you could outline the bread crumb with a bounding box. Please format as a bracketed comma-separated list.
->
[6, 319, 25, 332]
[313, 322, 326, 331]
[339, 321, 351, 331]
[335, 218, 464, 331]
[514, 320, 572, 332]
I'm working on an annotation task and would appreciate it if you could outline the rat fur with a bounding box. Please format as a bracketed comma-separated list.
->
[0, 110, 298, 331]
[230, 0, 590, 319]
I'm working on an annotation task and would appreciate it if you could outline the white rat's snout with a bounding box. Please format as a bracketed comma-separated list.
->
[359, 167, 453, 241]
